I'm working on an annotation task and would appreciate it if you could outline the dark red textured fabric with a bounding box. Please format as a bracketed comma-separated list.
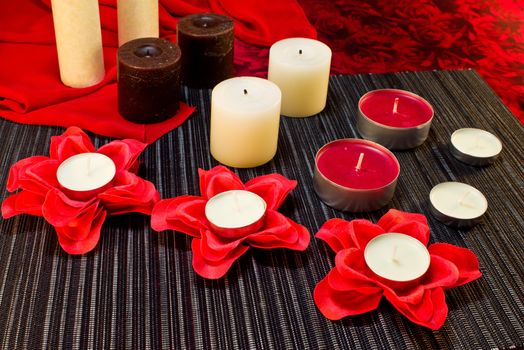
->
[235, 0, 524, 123]
[0, 0, 316, 143]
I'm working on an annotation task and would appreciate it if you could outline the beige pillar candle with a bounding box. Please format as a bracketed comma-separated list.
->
[268, 38, 332, 117]
[210, 77, 282, 168]
[51, 0, 105, 88]
[117, 0, 159, 46]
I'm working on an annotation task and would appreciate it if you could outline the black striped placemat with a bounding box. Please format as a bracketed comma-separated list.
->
[1, 70, 523, 349]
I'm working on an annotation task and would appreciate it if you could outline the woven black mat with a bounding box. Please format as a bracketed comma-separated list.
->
[1, 70, 524, 349]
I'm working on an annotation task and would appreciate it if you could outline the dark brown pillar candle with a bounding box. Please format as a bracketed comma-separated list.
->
[118, 37, 181, 124]
[177, 13, 234, 88]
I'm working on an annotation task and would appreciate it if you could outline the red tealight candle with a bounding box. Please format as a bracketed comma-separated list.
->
[357, 89, 434, 150]
[313, 139, 400, 212]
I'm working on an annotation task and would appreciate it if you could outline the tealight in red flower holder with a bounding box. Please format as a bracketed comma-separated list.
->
[313, 209, 482, 330]
[2, 127, 160, 254]
[151, 166, 310, 279]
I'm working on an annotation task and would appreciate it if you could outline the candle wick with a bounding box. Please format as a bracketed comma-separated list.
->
[458, 190, 473, 207]
[299, 49, 303, 55]
[87, 156, 92, 177]
[243, 89, 248, 95]
[233, 192, 241, 213]
[392, 97, 399, 114]
[355, 152, 364, 171]
[391, 245, 400, 264]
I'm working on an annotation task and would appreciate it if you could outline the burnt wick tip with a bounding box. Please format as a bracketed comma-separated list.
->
[299, 49, 303, 55]
[243, 89, 248, 95]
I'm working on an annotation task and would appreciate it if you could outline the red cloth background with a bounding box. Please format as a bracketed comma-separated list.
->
[0, 0, 316, 143]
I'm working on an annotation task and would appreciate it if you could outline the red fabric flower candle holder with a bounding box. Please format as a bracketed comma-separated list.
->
[151, 166, 310, 279]
[313, 209, 482, 330]
[1, 127, 160, 254]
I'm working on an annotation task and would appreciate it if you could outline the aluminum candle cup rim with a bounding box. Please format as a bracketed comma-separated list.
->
[314, 139, 400, 192]
[364, 233, 431, 282]
[450, 128, 502, 164]
[429, 182, 488, 220]
[358, 89, 434, 130]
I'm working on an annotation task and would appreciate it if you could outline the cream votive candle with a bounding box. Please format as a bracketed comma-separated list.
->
[205, 190, 267, 238]
[450, 128, 502, 166]
[364, 233, 430, 289]
[268, 38, 331, 117]
[210, 77, 281, 168]
[429, 182, 488, 228]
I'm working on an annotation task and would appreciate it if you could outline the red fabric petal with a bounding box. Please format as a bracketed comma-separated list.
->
[384, 286, 448, 330]
[2, 191, 45, 218]
[199, 229, 247, 262]
[97, 139, 146, 172]
[42, 189, 97, 227]
[56, 207, 106, 255]
[245, 210, 310, 250]
[314, 274, 383, 320]
[334, 249, 381, 289]
[198, 166, 245, 199]
[150, 196, 207, 238]
[49, 126, 95, 161]
[191, 237, 250, 279]
[98, 171, 159, 215]
[429, 243, 482, 287]
[316, 218, 384, 253]
[377, 209, 430, 245]
[421, 254, 460, 290]
[6, 156, 55, 193]
[245, 174, 296, 210]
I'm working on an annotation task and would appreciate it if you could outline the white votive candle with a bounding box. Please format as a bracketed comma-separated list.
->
[429, 182, 488, 228]
[450, 128, 502, 166]
[364, 233, 430, 282]
[205, 190, 267, 236]
[57, 153, 116, 192]
[268, 38, 332, 117]
[51, 0, 105, 88]
[210, 77, 281, 168]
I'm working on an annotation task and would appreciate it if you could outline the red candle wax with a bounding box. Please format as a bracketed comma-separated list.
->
[316, 139, 399, 189]
[359, 89, 433, 128]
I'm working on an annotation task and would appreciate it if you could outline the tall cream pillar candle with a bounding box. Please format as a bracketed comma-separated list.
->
[51, 0, 105, 88]
[118, 0, 159, 46]
[268, 38, 331, 117]
[210, 77, 282, 168]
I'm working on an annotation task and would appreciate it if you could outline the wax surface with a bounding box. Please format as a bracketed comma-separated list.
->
[56, 153, 116, 191]
[430, 182, 487, 219]
[364, 233, 430, 282]
[205, 190, 266, 229]
[316, 140, 399, 189]
[451, 128, 502, 158]
[360, 89, 433, 127]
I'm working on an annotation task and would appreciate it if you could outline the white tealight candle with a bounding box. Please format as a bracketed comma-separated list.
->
[57, 153, 116, 192]
[450, 128, 502, 166]
[364, 233, 430, 282]
[268, 37, 332, 117]
[205, 190, 267, 231]
[210, 77, 281, 168]
[429, 182, 488, 228]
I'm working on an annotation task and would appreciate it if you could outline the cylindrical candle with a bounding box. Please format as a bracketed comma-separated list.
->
[268, 38, 332, 117]
[118, 38, 181, 124]
[364, 233, 430, 289]
[210, 77, 282, 168]
[313, 139, 400, 212]
[450, 128, 502, 166]
[205, 190, 267, 238]
[429, 182, 488, 228]
[117, 0, 159, 46]
[177, 13, 234, 88]
[50, 0, 105, 88]
[357, 89, 434, 150]
[56, 153, 116, 200]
